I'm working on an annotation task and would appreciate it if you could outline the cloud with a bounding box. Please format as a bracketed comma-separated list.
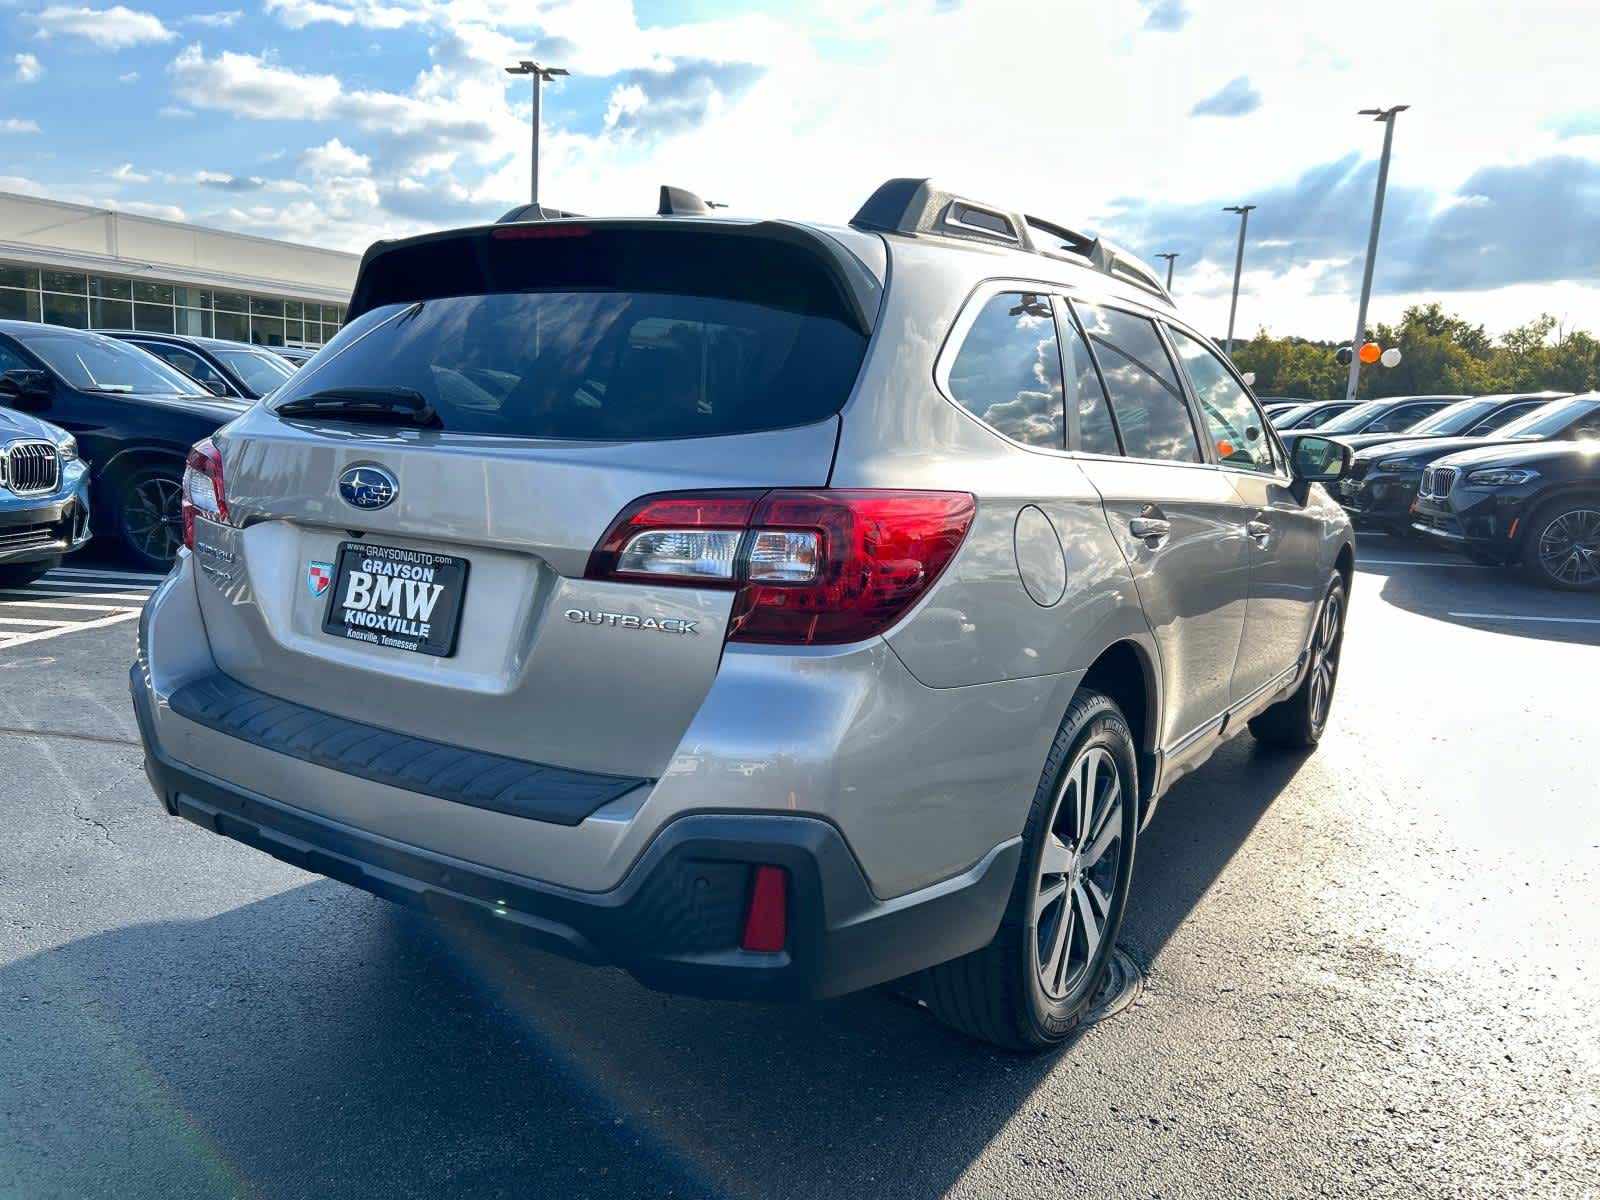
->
[185, 10, 244, 27]
[301, 137, 371, 177]
[1544, 110, 1600, 140]
[14, 53, 43, 83]
[603, 59, 765, 142]
[1, 119, 42, 134]
[168, 44, 513, 172]
[188, 170, 309, 194]
[1190, 75, 1261, 118]
[1139, 0, 1190, 31]
[158, 105, 194, 118]
[264, 0, 424, 31]
[109, 162, 149, 181]
[31, 5, 176, 49]
[117, 70, 139, 82]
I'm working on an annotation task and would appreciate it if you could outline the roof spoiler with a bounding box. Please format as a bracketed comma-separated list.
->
[495, 202, 586, 223]
[850, 177, 1172, 304]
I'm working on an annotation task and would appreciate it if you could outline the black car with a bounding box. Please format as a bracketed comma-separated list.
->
[272, 346, 315, 369]
[1309, 394, 1467, 439]
[0, 320, 247, 568]
[1271, 399, 1361, 429]
[101, 330, 297, 400]
[1339, 394, 1600, 535]
[1331, 391, 1567, 456]
[1412, 435, 1600, 589]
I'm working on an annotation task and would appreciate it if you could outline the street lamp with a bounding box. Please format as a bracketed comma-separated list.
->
[1222, 204, 1255, 358]
[1155, 252, 1179, 290]
[505, 60, 569, 210]
[1344, 105, 1409, 401]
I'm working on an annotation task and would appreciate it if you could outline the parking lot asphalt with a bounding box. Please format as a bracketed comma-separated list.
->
[1, 538, 1596, 1200]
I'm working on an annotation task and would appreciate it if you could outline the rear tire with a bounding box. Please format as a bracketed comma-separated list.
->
[0, 556, 59, 588]
[920, 689, 1139, 1052]
[1249, 573, 1347, 749]
[1521, 495, 1600, 591]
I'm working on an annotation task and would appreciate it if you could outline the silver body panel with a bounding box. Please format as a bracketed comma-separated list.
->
[136, 217, 1352, 905]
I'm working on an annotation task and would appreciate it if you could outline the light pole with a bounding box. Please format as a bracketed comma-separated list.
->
[1345, 105, 1408, 401]
[505, 60, 569, 210]
[1222, 204, 1255, 358]
[1156, 252, 1179, 290]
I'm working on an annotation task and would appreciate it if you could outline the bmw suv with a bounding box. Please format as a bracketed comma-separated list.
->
[131, 180, 1355, 1051]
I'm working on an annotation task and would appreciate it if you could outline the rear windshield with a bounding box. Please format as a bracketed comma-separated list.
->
[270, 233, 869, 441]
[1316, 402, 1384, 433]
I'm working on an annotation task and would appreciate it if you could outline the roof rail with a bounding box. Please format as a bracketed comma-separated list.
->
[850, 177, 1172, 305]
[495, 202, 586, 223]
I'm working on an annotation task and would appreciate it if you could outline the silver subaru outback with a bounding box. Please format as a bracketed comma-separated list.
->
[131, 179, 1355, 1051]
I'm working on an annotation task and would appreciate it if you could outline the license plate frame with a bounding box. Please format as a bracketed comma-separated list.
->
[320, 540, 469, 658]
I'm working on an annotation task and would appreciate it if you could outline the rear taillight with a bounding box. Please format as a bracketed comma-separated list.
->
[586, 489, 976, 645]
[181, 438, 229, 550]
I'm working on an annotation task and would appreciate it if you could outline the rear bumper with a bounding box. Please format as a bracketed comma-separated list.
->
[131, 664, 1020, 1001]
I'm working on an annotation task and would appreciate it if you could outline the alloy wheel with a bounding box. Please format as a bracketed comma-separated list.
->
[1536, 508, 1600, 587]
[1308, 587, 1344, 732]
[1034, 745, 1124, 1000]
[124, 475, 184, 564]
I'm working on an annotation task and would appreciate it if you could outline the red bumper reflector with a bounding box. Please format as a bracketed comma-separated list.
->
[740, 865, 788, 953]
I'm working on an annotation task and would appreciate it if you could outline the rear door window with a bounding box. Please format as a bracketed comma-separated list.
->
[1061, 306, 1120, 455]
[1073, 303, 1201, 462]
[946, 292, 1064, 449]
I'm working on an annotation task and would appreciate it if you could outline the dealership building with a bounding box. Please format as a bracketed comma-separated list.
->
[0, 190, 359, 349]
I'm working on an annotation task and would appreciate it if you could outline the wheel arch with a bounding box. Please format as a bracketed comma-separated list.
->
[1076, 638, 1160, 826]
[93, 443, 190, 501]
[1333, 539, 1355, 590]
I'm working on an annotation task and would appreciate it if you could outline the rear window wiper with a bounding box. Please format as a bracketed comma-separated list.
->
[275, 386, 442, 428]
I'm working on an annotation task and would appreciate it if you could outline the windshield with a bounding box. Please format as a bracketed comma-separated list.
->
[1316, 402, 1389, 434]
[1271, 404, 1313, 425]
[22, 330, 203, 395]
[216, 348, 295, 396]
[1405, 398, 1496, 435]
[271, 290, 867, 441]
[1497, 395, 1600, 438]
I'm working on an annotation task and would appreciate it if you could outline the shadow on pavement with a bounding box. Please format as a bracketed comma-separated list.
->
[0, 737, 1309, 1200]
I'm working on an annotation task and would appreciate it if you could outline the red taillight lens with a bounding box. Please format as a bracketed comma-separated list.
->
[586, 489, 976, 645]
[740, 865, 789, 953]
[181, 438, 229, 550]
[491, 224, 592, 240]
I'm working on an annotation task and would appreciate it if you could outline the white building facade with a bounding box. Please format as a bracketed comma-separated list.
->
[0, 191, 359, 348]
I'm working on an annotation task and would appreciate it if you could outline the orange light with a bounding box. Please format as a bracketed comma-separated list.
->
[1508, 517, 1520, 540]
[1358, 342, 1382, 364]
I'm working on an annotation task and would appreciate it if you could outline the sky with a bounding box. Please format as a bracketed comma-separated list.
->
[2, 0, 1598, 340]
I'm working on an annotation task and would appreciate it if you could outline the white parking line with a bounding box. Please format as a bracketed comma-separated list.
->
[1448, 611, 1600, 625]
[0, 589, 152, 603]
[0, 599, 139, 612]
[0, 609, 142, 648]
[1358, 559, 1496, 569]
[20, 579, 155, 594]
[50, 567, 167, 584]
[0, 616, 63, 627]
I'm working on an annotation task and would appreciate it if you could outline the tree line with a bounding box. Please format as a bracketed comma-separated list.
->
[1231, 303, 1600, 401]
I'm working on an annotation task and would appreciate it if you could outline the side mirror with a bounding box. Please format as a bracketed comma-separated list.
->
[1284, 433, 1351, 485]
[0, 368, 52, 411]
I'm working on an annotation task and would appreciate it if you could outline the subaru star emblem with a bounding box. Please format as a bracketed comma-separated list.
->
[338, 465, 397, 511]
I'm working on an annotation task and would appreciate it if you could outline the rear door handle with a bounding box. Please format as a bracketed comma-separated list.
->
[1129, 517, 1171, 542]
[1246, 519, 1272, 545]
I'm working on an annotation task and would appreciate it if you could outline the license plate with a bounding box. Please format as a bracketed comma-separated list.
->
[321, 540, 469, 657]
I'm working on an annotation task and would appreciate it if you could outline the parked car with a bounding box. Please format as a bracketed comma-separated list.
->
[0, 404, 91, 587]
[1309, 395, 1466, 439]
[1412, 436, 1600, 589]
[131, 179, 1356, 1052]
[1330, 392, 1567, 456]
[0, 320, 248, 569]
[273, 346, 316, 369]
[1339, 394, 1600, 535]
[1259, 397, 1313, 418]
[1271, 399, 1361, 429]
[101, 330, 297, 400]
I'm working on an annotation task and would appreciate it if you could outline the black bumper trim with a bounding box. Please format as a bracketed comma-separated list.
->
[167, 670, 647, 828]
[133, 668, 1020, 1001]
